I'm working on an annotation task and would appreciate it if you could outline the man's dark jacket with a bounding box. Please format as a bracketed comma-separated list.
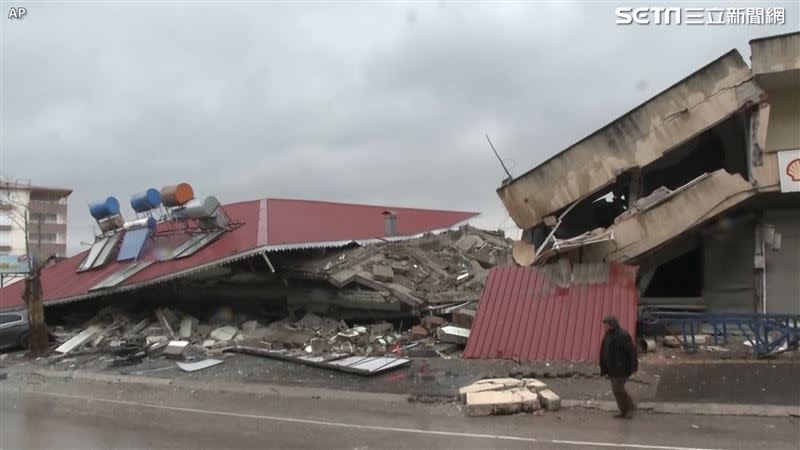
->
[599, 327, 638, 378]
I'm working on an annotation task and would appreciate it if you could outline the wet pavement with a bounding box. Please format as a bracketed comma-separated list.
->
[1, 371, 798, 450]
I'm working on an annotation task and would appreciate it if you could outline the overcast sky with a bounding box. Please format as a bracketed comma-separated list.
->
[1, 1, 797, 255]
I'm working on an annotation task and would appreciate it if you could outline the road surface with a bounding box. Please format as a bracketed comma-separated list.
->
[0, 374, 797, 449]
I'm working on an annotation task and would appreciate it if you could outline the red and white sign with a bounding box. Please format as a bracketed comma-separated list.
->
[777, 149, 800, 193]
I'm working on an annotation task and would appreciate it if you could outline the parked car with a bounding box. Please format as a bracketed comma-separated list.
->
[0, 310, 30, 351]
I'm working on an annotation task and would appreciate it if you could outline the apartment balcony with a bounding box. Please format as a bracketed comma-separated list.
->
[0, 225, 11, 231]
[28, 200, 67, 216]
[29, 222, 66, 235]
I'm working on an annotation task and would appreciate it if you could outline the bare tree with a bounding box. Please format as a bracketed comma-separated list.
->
[0, 188, 49, 355]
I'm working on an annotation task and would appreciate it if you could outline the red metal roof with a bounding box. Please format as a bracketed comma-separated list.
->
[463, 263, 638, 363]
[0, 198, 477, 310]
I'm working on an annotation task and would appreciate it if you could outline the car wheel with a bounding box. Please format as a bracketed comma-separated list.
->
[17, 331, 30, 350]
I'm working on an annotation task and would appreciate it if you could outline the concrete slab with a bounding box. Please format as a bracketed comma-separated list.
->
[210, 326, 239, 342]
[437, 325, 470, 345]
[466, 387, 540, 417]
[522, 378, 547, 390]
[466, 390, 522, 417]
[372, 264, 394, 282]
[54, 326, 103, 354]
[458, 378, 524, 403]
[538, 389, 561, 411]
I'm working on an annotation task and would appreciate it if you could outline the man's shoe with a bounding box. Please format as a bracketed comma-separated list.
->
[623, 409, 636, 419]
[613, 412, 626, 419]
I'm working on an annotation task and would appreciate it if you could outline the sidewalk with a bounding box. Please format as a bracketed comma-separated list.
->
[2, 351, 798, 417]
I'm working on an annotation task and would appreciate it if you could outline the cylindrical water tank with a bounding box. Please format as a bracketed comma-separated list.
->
[160, 183, 194, 207]
[89, 197, 120, 220]
[130, 188, 162, 212]
[177, 196, 220, 220]
[123, 217, 157, 231]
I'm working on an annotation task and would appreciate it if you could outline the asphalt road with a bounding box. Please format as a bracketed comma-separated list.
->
[0, 375, 797, 450]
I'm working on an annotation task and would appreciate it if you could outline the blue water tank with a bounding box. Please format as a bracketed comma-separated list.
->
[130, 188, 162, 213]
[89, 197, 120, 220]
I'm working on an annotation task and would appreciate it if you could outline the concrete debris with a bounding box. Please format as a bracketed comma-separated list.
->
[54, 326, 103, 354]
[460, 378, 556, 417]
[177, 359, 224, 372]
[163, 340, 189, 357]
[277, 225, 511, 308]
[421, 315, 448, 331]
[663, 335, 683, 348]
[410, 325, 430, 339]
[179, 317, 197, 339]
[451, 307, 475, 329]
[372, 264, 395, 282]
[522, 378, 547, 390]
[156, 308, 177, 338]
[459, 378, 524, 403]
[537, 389, 561, 411]
[209, 326, 240, 342]
[466, 388, 540, 417]
[437, 325, 470, 345]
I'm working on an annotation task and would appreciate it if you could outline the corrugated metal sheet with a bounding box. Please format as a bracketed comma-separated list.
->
[463, 263, 638, 363]
[0, 198, 477, 310]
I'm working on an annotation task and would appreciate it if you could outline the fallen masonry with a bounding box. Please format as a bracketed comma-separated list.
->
[461, 378, 556, 417]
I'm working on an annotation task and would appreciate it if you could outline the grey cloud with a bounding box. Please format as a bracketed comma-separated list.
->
[1, 2, 798, 254]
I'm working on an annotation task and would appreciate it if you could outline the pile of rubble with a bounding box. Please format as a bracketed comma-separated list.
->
[48, 305, 479, 375]
[459, 378, 561, 417]
[277, 226, 512, 308]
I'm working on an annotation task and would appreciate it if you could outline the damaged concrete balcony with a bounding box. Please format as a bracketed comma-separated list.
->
[497, 49, 765, 231]
[580, 169, 755, 262]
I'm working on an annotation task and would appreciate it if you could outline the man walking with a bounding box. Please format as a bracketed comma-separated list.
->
[599, 315, 638, 418]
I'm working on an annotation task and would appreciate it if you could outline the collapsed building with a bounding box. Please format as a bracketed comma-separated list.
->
[0, 183, 512, 369]
[499, 32, 800, 316]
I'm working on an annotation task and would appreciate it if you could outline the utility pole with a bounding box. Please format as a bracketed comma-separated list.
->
[22, 214, 48, 355]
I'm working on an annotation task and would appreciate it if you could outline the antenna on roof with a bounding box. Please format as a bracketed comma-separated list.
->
[485, 133, 513, 181]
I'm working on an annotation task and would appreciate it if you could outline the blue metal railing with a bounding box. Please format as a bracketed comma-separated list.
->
[639, 311, 800, 357]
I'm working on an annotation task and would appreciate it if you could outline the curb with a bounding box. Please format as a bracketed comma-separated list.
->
[563, 399, 800, 418]
[2, 367, 410, 404]
[4, 366, 798, 417]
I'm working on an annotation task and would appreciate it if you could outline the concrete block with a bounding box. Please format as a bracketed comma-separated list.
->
[466, 388, 539, 417]
[452, 308, 476, 329]
[421, 315, 448, 331]
[515, 388, 541, 412]
[537, 389, 561, 411]
[179, 318, 197, 339]
[437, 325, 470, 345]
[372, 264, 395, 282]
[410, 325, 429, 339]
[458, 378, 524, 403]
[163, 340, 189, 357]
[522, 378, 547, 390]
[466, 390, 522, 417]
[210, 326, 239, 342]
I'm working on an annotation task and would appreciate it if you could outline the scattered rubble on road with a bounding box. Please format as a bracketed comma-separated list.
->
[461, 377, 558, 417]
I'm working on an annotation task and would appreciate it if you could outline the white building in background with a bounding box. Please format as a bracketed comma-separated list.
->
[0, 178, 72, 270]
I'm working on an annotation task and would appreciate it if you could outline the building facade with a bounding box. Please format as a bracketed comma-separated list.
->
[0, 179, 72, 267]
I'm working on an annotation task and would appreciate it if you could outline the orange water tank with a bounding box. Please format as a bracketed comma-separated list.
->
[160, 183, 194, 207]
